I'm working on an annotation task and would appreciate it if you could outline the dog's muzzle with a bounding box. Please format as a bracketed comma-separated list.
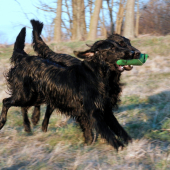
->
[116, 64, 133, 72]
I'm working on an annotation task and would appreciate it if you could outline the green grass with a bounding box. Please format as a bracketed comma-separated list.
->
[0, 46, 13, 59]
[114, 91, 170, 141]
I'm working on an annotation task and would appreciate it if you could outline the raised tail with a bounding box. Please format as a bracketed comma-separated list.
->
[11, 27, 27, 64]
[30, 19, 43, 42]
[30, 19, 54, 58]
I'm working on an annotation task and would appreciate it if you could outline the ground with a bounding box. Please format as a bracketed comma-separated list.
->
[0, 36, 170, 170]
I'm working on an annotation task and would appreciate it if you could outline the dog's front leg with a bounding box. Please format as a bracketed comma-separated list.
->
[92, 109, 124, 150]
[104, 108, 132, 145]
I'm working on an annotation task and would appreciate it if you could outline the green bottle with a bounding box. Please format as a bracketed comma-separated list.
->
[116, 54, 149, 66]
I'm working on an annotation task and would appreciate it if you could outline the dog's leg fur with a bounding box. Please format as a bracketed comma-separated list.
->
[42, 105, 54, 132]
[0, 98, 11, 129]
[103, 102, 132, 144]
[104, 110, 132, 144]
[0, 98, 39, 131]
[92, 109, 124, 150]
[0, 97, 32, 130]
[31, 105, 41, 126]
[21, 107, 31, 132]
[76, 115, 93, 145]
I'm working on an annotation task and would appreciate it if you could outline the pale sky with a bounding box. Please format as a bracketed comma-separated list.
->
[0, 0, 55, 44]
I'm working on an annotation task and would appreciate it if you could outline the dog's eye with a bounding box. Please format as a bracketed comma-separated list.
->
[119, 41, 126, 47]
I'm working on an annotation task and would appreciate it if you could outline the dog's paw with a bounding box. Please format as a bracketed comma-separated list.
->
[111, 138, 124, 151]
[0, 117, 6, 130]
[122, 134, 132, 145]
[24, 123, 31, 133]
[31, 117, 39, 126]
[42, 126, 48, 132]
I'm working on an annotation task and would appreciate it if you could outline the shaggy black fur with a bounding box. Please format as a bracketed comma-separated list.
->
[29, 20, 141, 131]
[0, 26, 136, 150]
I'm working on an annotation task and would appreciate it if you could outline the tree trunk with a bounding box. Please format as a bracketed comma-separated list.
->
[100, 5, 107, 38]
[71, 0, 77, 40]
[89, 0, 93, 18]
[79, 0, 87, 40]
[116, 0, 125, 34]
[54, 0, 62, 42]
[106, 0, 114, 34]
[87, 0, 102, 40]
[123, 0, 135, 38]
[71, 0, 86, 41]
[135, 0, 140, 37]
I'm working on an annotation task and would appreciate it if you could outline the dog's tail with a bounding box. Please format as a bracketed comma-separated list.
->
[11, 27, 27, 64]
[31, 19, 55, 58]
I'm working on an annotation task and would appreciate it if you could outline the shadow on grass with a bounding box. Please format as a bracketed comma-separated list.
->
[115, 91, 170, 142]
[1, 162, 29, 170]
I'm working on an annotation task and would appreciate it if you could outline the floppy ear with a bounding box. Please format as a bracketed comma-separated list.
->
[73, 50, 95, 60]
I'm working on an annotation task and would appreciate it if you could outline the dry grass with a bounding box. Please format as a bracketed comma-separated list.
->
[0, 35, 170, 169]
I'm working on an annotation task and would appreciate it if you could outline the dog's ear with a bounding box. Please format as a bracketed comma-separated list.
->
[74, 50, 95, 60]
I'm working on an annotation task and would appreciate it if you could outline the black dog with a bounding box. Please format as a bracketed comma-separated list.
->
[0, 27, 136, 150]
[29, 20, 140, 132]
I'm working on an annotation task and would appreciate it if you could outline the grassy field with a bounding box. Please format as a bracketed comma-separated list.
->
[0, 36, 170, 169]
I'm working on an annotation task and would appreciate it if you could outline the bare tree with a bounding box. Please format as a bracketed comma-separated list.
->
[100, 4, 107, 38]
[71, 0, 86, 40]
[106, 0, 114, 34]
[54, 0, 62, 42]
[116, 0, 126, 34]
[135, 0, 140, 37]
[123, 0, 135, 38]
[87, 0, 102, 40]
[88, 0, 93, 18]
[139, 0, 170, 35]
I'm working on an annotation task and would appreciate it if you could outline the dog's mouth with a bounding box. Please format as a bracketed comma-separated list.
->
[116, 64, 133, 72]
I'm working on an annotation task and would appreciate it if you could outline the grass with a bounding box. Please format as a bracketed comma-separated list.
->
[0, 35, 170, 169]
[116, 92, 170, 141]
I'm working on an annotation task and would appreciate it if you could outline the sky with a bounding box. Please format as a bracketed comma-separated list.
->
[0, 0, 148, 44]
[0, 0, 56, 44]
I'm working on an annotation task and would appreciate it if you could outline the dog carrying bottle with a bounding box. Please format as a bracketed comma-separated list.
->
[116, 54, 148, 66]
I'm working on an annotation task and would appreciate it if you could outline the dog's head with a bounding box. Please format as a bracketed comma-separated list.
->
[107, 34, 140, 58]
[74, 34, 141, 72]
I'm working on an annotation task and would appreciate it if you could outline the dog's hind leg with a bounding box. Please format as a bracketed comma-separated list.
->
[104, 108, 132, 145]
[21, 107, 31, 132]
[42, 105, 54, 132]
[0, 98, 13, 130]
[92, 109, 124, 150]
[31, 106, 41, 126]
[0, 97, 36, 131]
